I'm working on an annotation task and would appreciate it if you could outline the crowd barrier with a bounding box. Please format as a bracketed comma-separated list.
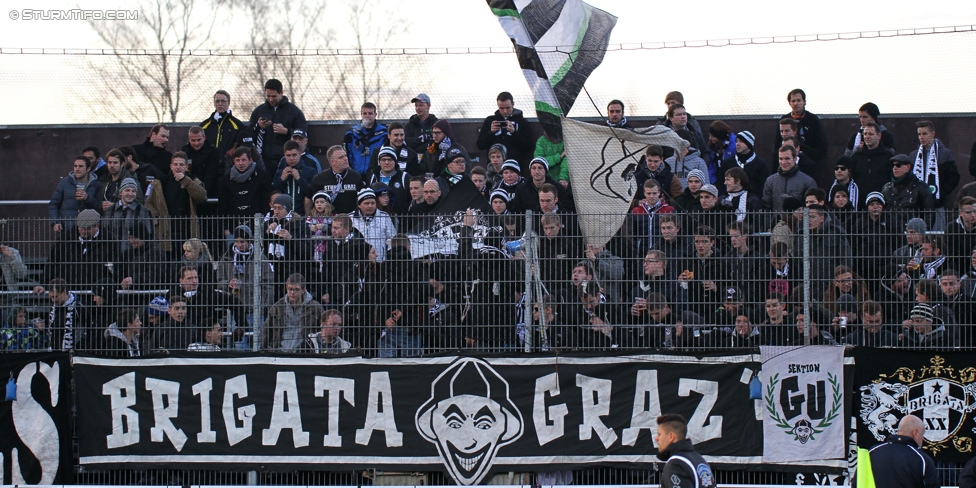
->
[1, 207, 973, 355]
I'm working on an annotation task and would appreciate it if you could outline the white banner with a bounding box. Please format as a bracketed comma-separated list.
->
[761, 346, 846, 463]
[561, 118, 688, 248]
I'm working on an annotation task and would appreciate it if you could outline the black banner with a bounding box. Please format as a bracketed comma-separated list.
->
[75, 352, 761, 485]
[0, 352, 73, 485]
[853, 348, 976, 463]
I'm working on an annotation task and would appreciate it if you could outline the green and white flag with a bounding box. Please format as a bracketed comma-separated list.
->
[488, 0, 617, 139]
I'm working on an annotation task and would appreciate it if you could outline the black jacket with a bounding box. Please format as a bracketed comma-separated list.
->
[308, 168, 365, 215]
[181, 142, 223, 196]
[404, 113, 439, 154]
[717, 153, 770, 195]
[201, 111, 250, 159]
[882, 173, 936, 228]
[218, 164, 270, 224]
[476, 108, 533, 166]
[774, 111, 828, 163]
[851, 145, 896, 202]
[134, 139, 173, 174]
[248, 96, 307, 163]
[658, 438, 716, 488]
[856, 434, 939, 488]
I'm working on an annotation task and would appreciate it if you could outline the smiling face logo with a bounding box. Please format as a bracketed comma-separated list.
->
[415, 358, 523, 485]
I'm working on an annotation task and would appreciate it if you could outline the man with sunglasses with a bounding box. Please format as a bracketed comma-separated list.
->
[882, 154, 936, 228]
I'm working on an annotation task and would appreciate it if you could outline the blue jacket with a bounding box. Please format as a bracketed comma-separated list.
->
[344, 122, 388, 174]
[48, 174, 100, 230]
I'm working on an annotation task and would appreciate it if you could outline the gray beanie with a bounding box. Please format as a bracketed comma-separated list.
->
[273, 194, 293, 212]
[906, 218, 927, 234]
[119, 178, 139, 193]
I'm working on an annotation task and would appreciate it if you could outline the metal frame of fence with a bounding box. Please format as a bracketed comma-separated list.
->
[2, 205, 974, 485]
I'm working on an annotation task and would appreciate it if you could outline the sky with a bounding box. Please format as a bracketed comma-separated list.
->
[1, 0, 975, 124]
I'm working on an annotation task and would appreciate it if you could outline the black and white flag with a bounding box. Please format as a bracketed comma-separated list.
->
[488, 0, 616, 138]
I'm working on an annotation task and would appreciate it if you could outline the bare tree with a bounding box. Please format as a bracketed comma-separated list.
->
[320, 1, 415, 119]
[88, 0, 220, 122]
[224, 0, 333, 113]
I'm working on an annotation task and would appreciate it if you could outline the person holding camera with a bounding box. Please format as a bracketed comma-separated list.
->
[476, 91, 533, 168]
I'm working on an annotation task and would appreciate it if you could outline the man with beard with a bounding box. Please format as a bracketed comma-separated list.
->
[249, 79, 308, 177]
[606, 99, 632, 129]
[97, 149, 138, 210]
[48, 156, 101, 234]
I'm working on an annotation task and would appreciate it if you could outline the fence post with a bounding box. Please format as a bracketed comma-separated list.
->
[523, 211, 534, 353]
[802, 207, 811, 346]
[252, 213, 264, 352]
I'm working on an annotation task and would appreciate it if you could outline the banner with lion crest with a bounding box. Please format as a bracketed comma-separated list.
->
[854, 349, 976, 463]
[761, 346, 846, 465]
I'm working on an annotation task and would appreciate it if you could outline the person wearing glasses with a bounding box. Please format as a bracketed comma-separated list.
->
[882, 154, 936, 229]
[201, 89, 250, 164]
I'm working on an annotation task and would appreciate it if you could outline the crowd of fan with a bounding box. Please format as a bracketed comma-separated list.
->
[4, 81, 976, 356]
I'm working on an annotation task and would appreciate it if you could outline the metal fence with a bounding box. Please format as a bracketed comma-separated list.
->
[1, 207, 973, 355]
[3, 206, 974, 485]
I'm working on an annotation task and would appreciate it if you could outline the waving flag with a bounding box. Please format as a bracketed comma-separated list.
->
[488, 0, 617, 139]
[562, 118, 689, 248]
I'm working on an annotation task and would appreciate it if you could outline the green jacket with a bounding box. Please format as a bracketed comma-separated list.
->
[534, 136, 568, 183]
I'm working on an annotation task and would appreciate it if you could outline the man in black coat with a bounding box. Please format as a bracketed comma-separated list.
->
[476, 91, 533, 168]
[134, 124, 173, 174]
[655, 414, 716, 488]
[855, 415, 939, 488]
[248, 78, 308, 174]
